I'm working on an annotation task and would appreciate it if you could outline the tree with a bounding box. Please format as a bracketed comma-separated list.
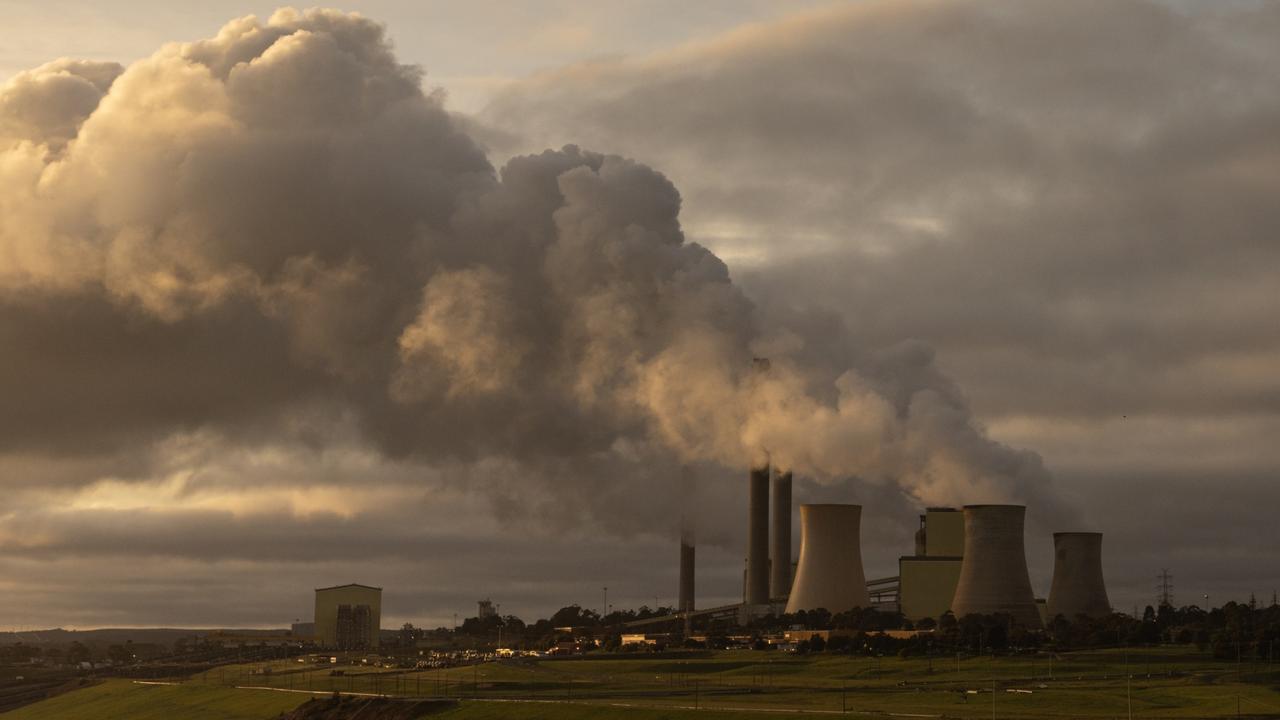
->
[549, 605, 599, 628]
[67, 641, 90, 664]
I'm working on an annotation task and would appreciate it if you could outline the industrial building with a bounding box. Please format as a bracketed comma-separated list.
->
[899, 508, 964, 621]
[666, 455, 1111, 631]
[314, 583, 381, 649]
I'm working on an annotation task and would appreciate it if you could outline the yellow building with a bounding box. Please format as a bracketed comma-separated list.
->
[899, 508, 964, 622]
[314, 583, 382, 649]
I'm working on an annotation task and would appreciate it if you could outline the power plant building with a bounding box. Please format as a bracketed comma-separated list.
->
[899, 508, 965, 621]
[674, 449, 1102, 631]
[315, 583, 381, 649]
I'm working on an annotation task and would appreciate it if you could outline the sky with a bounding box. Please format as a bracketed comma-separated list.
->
[1, 0, 1278, 631]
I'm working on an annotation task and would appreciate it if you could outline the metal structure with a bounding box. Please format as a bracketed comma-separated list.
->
[950, 505, 1042, 628]
[784, 504, 871, 614]
[770, 470, 793, 599]
[1157, 568, 1174, 608]
[745, 462, 771, 605]
[867, 575, 901, 612]
[1046, 532, 1112, 620]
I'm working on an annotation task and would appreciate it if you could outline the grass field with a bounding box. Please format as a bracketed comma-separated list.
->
[0, 679, 307, 720]
[7, 646, 1280, 719]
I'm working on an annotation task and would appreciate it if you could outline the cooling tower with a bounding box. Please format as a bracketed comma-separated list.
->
[679, 534, 695, 613]
[950, 505, 1042, 628]
[769, 470, 793, 599]
[1046, 532, 1111, 620]
[784, 504, 870, 614]
[745, 463, 771, 605]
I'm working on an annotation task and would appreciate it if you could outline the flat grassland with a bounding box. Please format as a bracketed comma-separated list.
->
[7, 646, 1280, 719]
[0, 679, 305, 720]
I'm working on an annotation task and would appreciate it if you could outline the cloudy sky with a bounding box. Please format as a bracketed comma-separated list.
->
[2, 0, 1278, 631]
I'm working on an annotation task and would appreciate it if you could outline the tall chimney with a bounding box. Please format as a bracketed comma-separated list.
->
[1047, 532, 1111, 620]
[769, 470, 793, 599]
[679, 528, 695, 613]
[784, 504, 870, 614]
[745, 462, 771, 605]
[950, 504, 1042, 629]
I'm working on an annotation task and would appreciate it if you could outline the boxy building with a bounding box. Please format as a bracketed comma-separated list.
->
[315, 583, 382, 649]
[899, 508, 964, 622]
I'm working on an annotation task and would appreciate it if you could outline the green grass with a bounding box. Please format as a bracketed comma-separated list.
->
[10, 647, 1280, 719]
[0, 679, 307, 720]
[434, 702, 819, 719]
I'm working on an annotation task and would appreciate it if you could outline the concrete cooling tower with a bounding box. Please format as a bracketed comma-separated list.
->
[784, 504, 870, 615]
[950, 504, 1042, 628]
[1046, 532, 1111, 620]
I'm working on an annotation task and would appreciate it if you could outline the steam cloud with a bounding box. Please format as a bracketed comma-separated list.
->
[0, 9, 1075, 533]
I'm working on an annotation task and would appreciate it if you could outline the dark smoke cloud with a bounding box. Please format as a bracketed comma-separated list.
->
[473, 0, 1280, 612]
[0, 6, 1067, 528]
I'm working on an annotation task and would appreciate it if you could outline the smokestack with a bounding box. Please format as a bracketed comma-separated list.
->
[679, 529, 695, 613]
[745, 462, 771, 605]
[770, 470, 792, 599]
[950, 504, 1042, 628]
[1047, 532, 1111, 620]
[784, 504, 870, 614]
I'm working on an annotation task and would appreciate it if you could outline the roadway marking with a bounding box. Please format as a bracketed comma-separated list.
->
[234, 685, 385, 697]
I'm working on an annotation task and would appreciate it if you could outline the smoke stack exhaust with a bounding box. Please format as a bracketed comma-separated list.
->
[770, 470, 792, 599]
[950, 504, 1042, 628]
[1046, 532, 1111, 620]
[784, 504, 870, 614]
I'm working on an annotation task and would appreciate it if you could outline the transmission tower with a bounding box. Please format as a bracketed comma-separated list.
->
[1156, 569, 1174, 608]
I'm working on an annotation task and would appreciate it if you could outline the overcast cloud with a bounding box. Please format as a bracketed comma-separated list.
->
[1, 1, 1277, 629]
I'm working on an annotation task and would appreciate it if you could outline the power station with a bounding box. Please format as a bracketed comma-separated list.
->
[673, 468, 1111, 628]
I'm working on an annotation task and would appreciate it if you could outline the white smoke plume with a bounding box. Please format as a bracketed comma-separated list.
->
[0, 8, 1076, 536]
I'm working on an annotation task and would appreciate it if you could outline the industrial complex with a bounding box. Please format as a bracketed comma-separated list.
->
[297, 463, 1112, 651]
[668, 461, 1112, 633]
